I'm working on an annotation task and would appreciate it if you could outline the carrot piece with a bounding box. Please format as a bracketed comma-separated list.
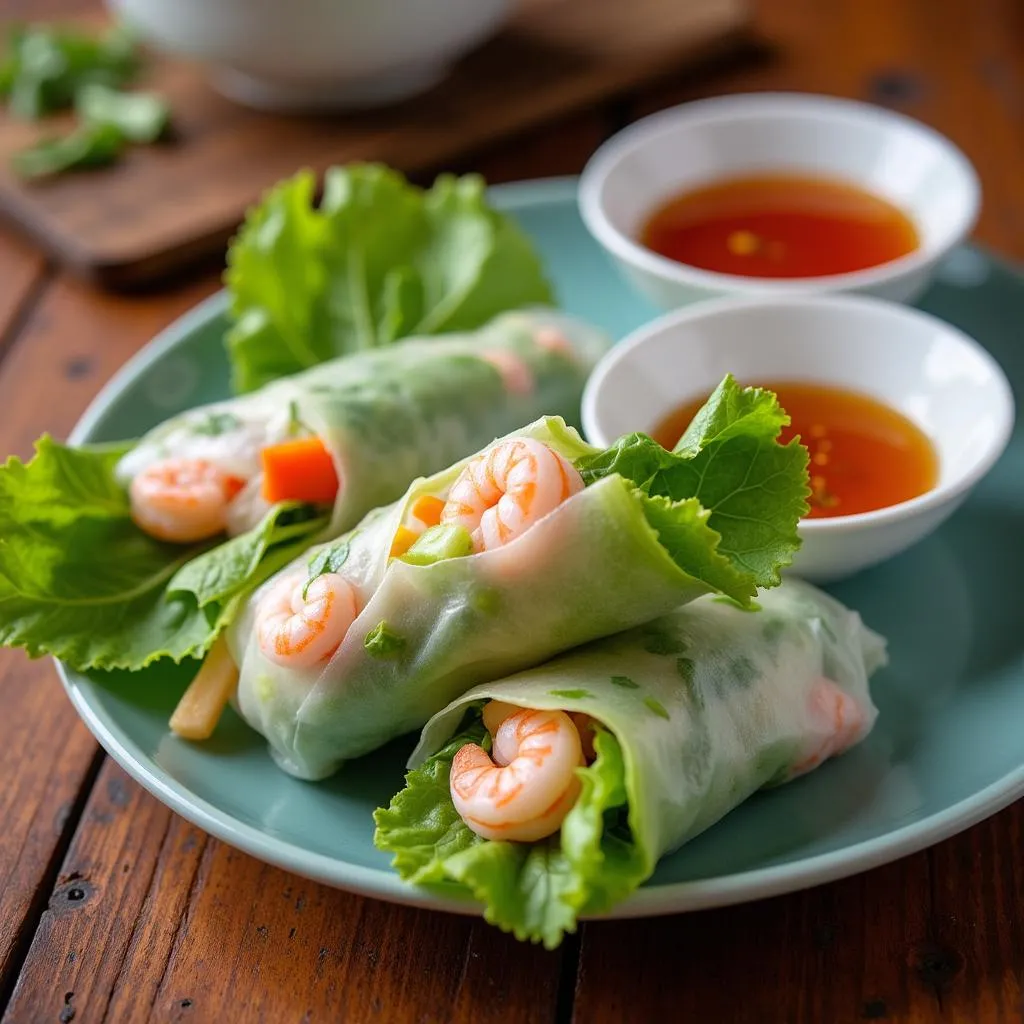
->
[389, 525, 419, 559]
[261, 436, 339, 505]
[411, 494, 446, 527]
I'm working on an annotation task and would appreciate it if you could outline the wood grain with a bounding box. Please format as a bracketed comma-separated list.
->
[0, 267, 218, 1011]
[574, 852, 945, 1024]
[0, 0, 751, 288]
[3, 761, 563, 1024]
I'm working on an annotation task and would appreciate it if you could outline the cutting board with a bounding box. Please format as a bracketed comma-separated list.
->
[0, 0, 752, 288]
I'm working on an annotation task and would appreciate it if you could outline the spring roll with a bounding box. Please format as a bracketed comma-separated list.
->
[0, 310, 605, 673]
[374, 579, 887, 948]
[118, 309, 605, 537]
[227, 378, 810, 779]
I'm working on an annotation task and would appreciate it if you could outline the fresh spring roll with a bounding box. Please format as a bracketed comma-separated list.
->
[374, 579, 887, 948]
[226, 378, 810, 779]
[0, 310, 604, 678]
[118, 309, 606, 538]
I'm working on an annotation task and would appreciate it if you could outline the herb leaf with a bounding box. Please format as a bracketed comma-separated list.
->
[303, 540, 350, 599]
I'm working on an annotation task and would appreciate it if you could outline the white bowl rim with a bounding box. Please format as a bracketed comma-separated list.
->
[581, 292, 1015, 534]
[578, 92, 982, 293]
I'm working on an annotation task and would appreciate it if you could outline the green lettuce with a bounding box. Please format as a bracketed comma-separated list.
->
[373, 715, 646, 949]
[578, 375, 810, 602]
[225, 164, 555, 392]
[0, 436, 326, 670]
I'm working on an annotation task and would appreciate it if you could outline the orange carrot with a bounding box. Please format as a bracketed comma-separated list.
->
[411, 494, 446, 527]
[389, 525, 418, 559]
[261, 437, 339, 505]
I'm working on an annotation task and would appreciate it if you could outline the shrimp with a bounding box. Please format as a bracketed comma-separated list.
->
[480, 350, 534, 395]
[256, 570, 358, 669]
[450, 708, 584, 842]
[130, 457, 246, 543]
[533, 325, 573, 357]
[440, 438, 584, 552]
[790, 677, 868, 778]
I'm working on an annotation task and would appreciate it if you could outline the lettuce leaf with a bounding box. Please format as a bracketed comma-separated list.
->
[0, 436, 326, 670]
[578, 375, 810, 600]
[373, 717, 646, 949]
[225, 164, 555, 392]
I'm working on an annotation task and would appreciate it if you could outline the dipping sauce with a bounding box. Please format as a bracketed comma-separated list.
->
[640, 174, 919, 278]
[652, 382, 939, 519]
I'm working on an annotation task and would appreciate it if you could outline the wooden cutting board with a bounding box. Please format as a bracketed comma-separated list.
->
[0, 0, 751, 289]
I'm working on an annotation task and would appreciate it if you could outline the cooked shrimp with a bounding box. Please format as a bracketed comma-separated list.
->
[481, 350, 534, 395]
[256, 570, 358, 669]
[481, 699, 521, 744]
[441, 438, 584, 552]
[790, 677, 868, 778]
[130, 457, 246, 543]
[533, 325, 572, 356]
[451, 708, 583, 842]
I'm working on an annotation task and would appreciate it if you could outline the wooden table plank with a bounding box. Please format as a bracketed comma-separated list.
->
[3, 761, 563, 1024]
[575, 854, 942, 1023]
[0, 269, 218, 1012]
[927, 805, 1024, 1021]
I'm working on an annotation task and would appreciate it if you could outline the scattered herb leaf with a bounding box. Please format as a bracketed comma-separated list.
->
[643, 697, 670, 720]
[364, 622, 406, 658]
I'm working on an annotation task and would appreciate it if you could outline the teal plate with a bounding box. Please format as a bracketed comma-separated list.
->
[61, 179, 1024, 919]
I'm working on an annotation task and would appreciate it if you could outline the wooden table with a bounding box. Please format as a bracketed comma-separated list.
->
[1, 1, 1021, 1020]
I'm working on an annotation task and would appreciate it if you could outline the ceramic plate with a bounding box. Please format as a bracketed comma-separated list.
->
[60, 179, 1024, 919]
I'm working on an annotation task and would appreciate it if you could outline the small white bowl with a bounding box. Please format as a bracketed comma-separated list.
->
[578, 93, 980, 309]
[109, 0, 511, 111]
[582, 295, 1014, 583]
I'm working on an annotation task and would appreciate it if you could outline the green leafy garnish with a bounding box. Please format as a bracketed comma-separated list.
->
[0, 22, 139, 120]
[303, 540, 350, 599]
[1, 23, 173, 180]
[399, 524, 473, 567]
[224, 164, 555, 392]
[11, 120, 122, 179]
[548, 689, 592, 699]
[0, 436, 326, 670]
[75, 81, 169, 143]
[190, 411, 242, 437]
[364, 622, 406, 658]
[374, 721, 646, 949]
[643, 697, 670, 720]
[610, 675, 639, 689]
[578, 375, 810, 604]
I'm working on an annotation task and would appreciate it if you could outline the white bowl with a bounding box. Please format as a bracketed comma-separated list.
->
[109, 0, 511, 111]
[578, 93, 980, 309]
[582, 295, 1014, 583]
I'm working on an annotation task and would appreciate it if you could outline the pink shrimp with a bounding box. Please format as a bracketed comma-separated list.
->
[451, 708, 584, 842]
[480, 350, 534, 395]
[440, 438, 584, 552]
[130, 457, 246, 543]
[533, 325, 573, 357]
[256, 570, 358, 669]
[789, 676, 868, 778]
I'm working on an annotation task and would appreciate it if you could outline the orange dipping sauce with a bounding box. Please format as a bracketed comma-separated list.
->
[651, 382, 939, 519]
[640, 174, 919, 278]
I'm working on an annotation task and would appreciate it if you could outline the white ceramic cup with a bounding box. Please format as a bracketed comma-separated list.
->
[579, 93, 981, 309]
[109, 0, 511, 111]
[582, 294, 1014, 583]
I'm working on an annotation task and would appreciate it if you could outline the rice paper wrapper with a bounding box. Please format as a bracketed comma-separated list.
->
[228, 418, 723, 779]
[411, 578, 887, 874]
[119, 308, 606, 536]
